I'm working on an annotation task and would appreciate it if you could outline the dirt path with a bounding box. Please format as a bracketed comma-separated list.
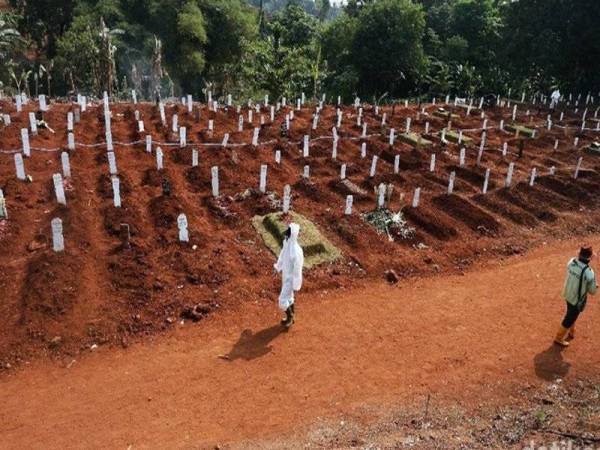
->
[1, 237, 600, 449]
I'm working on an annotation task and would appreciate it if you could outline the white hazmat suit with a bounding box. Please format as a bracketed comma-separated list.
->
[550, 89, 561, 109]
[274, 223, 304, 311]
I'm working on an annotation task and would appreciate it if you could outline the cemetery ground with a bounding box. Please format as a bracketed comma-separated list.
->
[1, 96, 600, 447]
[1, 237, 600, 449]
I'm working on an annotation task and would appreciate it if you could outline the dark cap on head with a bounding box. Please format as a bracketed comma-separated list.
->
[579, 245, 593, 261]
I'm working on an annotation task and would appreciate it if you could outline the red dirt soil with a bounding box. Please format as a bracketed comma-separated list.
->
[0, 97, 599, 370]
[0, 237, 599, 449]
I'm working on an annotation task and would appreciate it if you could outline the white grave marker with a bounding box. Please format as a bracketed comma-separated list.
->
[303, 165, 310, 179]
[146, 135, 152, 153]
[51, 218, 64, 252]
[345, 195, 353, 215]
[429, 154, 436, 172]
[14, 153, 26, 180]
[394, 155, 400, 174]
[257, 164, 268, 193]
[21, 128, 30, 157]
[112, 176, 121, 208]
[448, 171, 456, 194]
[53, 173, 66, 205]
[505, 162, 514, 187]
[529, 167, 537, 186]
[178, 214, 189, 242]
[369, 155, 378, 178]
[192, 149, 199, 167]
[340, 164, 346, 180]
[67, 112, 74, 131]
[303, 135, 309, 157]
[156, 147, 163, 170]
[282, 185, 291, 213]
[377, 184, 386, 208]
[275, 150, 281, 164]
[211, 166, 219, 197]
[412, 187, 421, 208]
[29, 112, 37, 135]
[107, 151, 117, 175]
[574, 157, 583, 179]
[61, 152, 71, 178]
[483, 168, 491, 194]
[361, 142, 366, 158]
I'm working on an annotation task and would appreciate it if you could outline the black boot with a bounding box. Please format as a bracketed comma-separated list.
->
[286, 304, 295, 328]
[281, 307, 292, 326]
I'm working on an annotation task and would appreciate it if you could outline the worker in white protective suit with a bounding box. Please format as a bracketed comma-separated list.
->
[274, 222, 304, 328]
[550, 88, 561, 112]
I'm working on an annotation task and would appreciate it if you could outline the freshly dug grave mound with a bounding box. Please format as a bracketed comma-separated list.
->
[148, 195, 186, 229]
[495, 188, 558, 222]
[380, 148, 423, 170]
[536, 176, 591, 203]
[101, 205, 144, 237]
[293, 178, 322, 202]
[450, 166, 497, 190]
[108, 244, 153, 298]
[513, 181, 578, 211]
[142, 168, 172, 188]
[205, 195, 241, 225]
[472, 194, 538, 227]
[432, 194, 501, 235]
[329, 178, 370, 200]
[97, 173, 133, 199]
[252, 211, 342, 268]
[402, 206, 458, 241]
[445, 130, 474, 146]
[362, 208, 425, 247]
[20, 251, 83, 320]
[234, 188, 280, 217]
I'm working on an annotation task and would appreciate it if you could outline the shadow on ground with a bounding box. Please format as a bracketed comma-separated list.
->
[224, 325, 285, 361]
[533, 344, 571, 381]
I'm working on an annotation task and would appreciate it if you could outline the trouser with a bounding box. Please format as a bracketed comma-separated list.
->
[561, 301, 581, 329]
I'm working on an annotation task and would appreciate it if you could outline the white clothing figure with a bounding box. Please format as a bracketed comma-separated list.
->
[550, 89, 561, 110]
[274, 222, 304, 328]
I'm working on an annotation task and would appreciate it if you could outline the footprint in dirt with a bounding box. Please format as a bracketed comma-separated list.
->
[533, 345, 571, 381]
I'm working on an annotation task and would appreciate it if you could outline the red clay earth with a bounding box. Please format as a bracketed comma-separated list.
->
[0, 97, 599, 371]
[1, 238, 599, 449]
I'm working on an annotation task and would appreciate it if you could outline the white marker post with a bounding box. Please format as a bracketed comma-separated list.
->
[61, 152, 71, 178]
[14, 153, 26, 180]
[529, 167, 537, 186]
[67, 112, 74, 131]
[259, 165, 267, 193]
[107, 151, 117, 175]
[67, 132, 75, 151]
[448, 171, 456, 195]
[332, 139, 338, 160]
[51, 218, 65, 252]
[178, 214, 189, 242]
[394, 155, 400, 174]
[303, 135, 309, 157]
[156, 147, 163, 170]
[430, 154, 436, 172]
[211, 166, 219, 197]
[483, 168, 491, 194]
[361, 142, 366, 159]
[340, 164, 347, 180]
[146, 135, 152, 153]
[459, 148, 466, 167]
[389, 128, 396, 146]
[303, 165, 310, 179]
[53, 173, 66, 205]
[282, 185, 291, 214]
[574, 157, 583, 179]
[412, 187, 421, 208]
[112, 176, 121, 208]
[192, 149, 199, 167]
[377, 183, 386, 209]
[21, 128, 30, 157]
[505, 163, 514, 188]
[369, 155, 378, 178]
[179, 127, 187, 148]
[0, 189, 6, 219]
[252, 128, 259, 147]
[172, 114, 178, 133]
[275, 150, 281, 164]
[345, 195, 353, 215]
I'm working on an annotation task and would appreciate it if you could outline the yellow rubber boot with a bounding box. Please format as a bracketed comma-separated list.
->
[554, 326, 570, 347]
[567, 326, 576, 341]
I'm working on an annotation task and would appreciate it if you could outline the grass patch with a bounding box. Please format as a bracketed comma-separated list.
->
[433, 110, 460, 120]
[445, 130, 474, 145]
[398, 132, 433, 149]
[505, 123, 536, 138]
[252, 211, 342, 269]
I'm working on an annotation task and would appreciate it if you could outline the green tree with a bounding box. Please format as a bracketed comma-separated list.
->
[351, 0, 428, 97]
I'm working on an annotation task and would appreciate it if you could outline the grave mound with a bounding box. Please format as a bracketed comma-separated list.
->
[402, 206, 458, 241]
[252, 211, 342, 268]
[505, 123, 536, 138]
[432, 194, 501, 235]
